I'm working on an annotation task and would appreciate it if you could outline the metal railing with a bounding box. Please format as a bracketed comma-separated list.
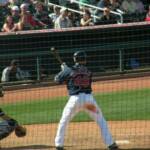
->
[48, 2, 101, 20]
[69, 0, 123, 24]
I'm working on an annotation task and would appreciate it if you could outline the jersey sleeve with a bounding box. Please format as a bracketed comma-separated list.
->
[54, 69, 72, 84]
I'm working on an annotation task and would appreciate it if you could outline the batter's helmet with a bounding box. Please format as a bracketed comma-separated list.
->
[73, 51, 87, 62]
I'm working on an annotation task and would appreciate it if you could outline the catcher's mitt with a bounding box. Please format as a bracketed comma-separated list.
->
[15, 125, 26, 137]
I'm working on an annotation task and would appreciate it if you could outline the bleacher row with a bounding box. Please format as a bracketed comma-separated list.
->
[0, 0, 150, 32]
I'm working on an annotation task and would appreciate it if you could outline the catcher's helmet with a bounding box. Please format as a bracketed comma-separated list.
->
[73, 51, 87, 62]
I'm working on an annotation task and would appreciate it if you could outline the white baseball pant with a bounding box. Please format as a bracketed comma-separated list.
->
[55, 93, 114, 147]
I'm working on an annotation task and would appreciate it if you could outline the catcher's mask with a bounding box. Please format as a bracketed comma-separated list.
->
[73, 51, 87, 63]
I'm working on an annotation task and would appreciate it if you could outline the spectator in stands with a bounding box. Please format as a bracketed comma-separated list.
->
[19, 3, 46, 30]
[1, 15, 15, 32]
[1, 60, 26, 82]
[21, 0, 36, 14]
[96, 7, 117, 25]
[68, 11, 80, 27]
[145, 5, 150, 22]
[0, 0, 10, 28]
[94, 0, 111, 23]
[49, 5, 60, 26]
[12, 13, 34, 31]
[8, 0, 19, 8]
[80, 8, 94, 26]
[10, 5, 20, 23]
[54, 7, 72, 29]
[34, 2, 52, 28]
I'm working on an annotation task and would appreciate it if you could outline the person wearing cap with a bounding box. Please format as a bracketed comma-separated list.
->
[1, 60, 25, 82]
[10, 5, 20, 23]
[54, 7, 73, 29]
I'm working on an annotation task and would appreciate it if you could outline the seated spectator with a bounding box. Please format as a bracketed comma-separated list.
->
[94, 0, 111, 22]
[21, 0, 36, 14]
[1, 15, 15, 32]
[49, 5, 60, 26]
[68, 11, 80, 27]
[54, 7, 72, 29]
[34, 2, 52, 28]
[12, 14, 34, 31]
[10, 5, 20, 23]
[145, 5, 150, 22]
[80, 9, 94, 26]
[0, 0, 10, 28]
[1, 60, 28, 82]
[96, 7, 117, 25]
[19, 3, 46, 30]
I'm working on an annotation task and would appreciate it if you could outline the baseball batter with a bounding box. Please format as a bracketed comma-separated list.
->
[54, 51, 119, 150]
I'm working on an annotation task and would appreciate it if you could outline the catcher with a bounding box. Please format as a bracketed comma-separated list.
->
[0, 87, 26, 141]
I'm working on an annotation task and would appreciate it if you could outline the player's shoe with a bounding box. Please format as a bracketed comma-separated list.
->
[56, 146, 64, 150]
[108, 142, 119, 150]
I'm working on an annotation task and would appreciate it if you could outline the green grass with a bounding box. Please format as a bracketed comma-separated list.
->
[1, 88, 150, 125]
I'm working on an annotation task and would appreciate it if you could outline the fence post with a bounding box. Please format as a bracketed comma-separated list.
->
[36, 56, 40, 81]
[119, 49, 124, 72]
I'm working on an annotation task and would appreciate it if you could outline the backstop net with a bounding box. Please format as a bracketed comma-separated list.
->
[0, 23, 150, 150]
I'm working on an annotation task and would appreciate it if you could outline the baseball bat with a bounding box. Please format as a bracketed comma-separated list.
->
[50, 47, 63, 64]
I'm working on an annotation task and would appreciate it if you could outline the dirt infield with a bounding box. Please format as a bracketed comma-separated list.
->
[0, 77, 150, 150]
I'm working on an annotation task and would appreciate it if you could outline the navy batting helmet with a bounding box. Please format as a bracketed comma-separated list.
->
[73, 51, 87, 62]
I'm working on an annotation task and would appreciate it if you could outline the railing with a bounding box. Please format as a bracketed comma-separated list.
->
[48, 2, 101, 20]
[69, 0, 123, 24]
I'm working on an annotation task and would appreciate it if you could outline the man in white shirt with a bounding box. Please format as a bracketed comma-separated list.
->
[55, 7, 72, 29]
[1, 60, 25, 82]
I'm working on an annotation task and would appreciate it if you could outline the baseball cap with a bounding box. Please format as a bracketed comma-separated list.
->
[11, 5, 19, 11]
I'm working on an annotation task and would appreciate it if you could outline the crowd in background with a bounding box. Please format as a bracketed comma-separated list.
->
[0, 0, 150, 32]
